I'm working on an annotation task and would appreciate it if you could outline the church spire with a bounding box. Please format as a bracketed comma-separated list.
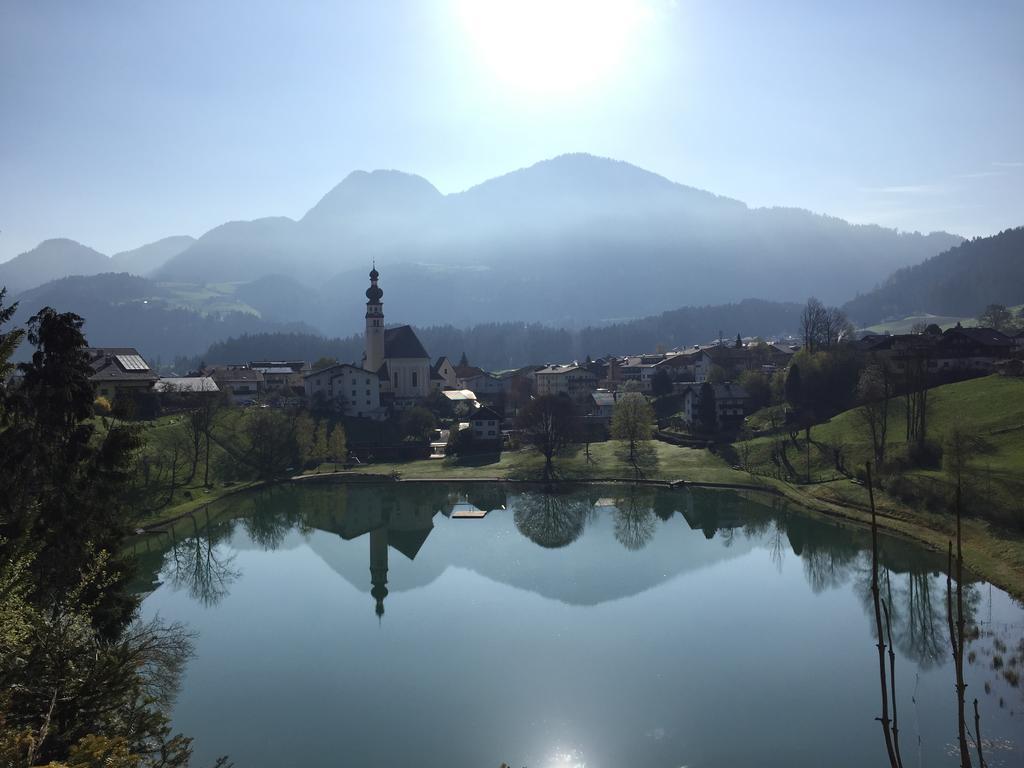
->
[364, 265, 384, 372]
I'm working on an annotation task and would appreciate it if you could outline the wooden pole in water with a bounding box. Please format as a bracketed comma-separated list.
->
[866, 462, 899, 768]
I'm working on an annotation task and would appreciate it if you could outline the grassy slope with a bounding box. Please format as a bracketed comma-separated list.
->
[860, 304, 1022, 335]
[132, 412, 261, 526]
[735, 375, 1024, 596]
[740, 376, 1024, 514]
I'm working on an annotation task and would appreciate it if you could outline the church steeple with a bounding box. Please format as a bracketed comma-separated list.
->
[365, 265, 384, 372]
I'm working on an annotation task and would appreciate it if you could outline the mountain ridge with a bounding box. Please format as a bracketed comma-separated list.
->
[3, 154, 964, 326]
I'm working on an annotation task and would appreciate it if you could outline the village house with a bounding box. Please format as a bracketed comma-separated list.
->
[251, 364, 302, 393]
[863, 324, 1014, 377]
[469, 405, 503, 442]
[210, 366, 264, 405]
[691, 342, 795, 382]
[588, 389, 617, 422]
[681, 383, 751, 431]
[303, 363, 383, 419]
[86, 347, 158, 402]
[534, 362, 599, 404]
[454, 361, 505, 396]
[620, 355, 664, 392]
[431, 356, 458, 391]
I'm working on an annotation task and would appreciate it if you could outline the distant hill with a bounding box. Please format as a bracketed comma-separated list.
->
[843, 227, 1024, 324]
[148, 154, 960, 326]
[0, 239, 111, 295]
[0, 235, 195, 295]
[9, 273, 311, 363]
[109, 235, 195, 276]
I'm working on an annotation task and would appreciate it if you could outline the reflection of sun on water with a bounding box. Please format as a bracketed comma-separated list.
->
[455, 0, 653, 95]
[545, 748, 586, 768]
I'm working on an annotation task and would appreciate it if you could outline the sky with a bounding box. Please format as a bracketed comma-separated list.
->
[1, 0, 1022, 262]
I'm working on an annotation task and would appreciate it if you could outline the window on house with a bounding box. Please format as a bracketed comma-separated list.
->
[412, 371, 418, 387]
[394, 373, 399, 388]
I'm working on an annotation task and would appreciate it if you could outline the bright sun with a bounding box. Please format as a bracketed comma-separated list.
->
[455, 0, 651, 95]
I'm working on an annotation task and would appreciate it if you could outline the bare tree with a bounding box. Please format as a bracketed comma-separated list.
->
[857, 361, 893, 465]
[516, 395, 579, 480]
[823, 306, 854, 348]
[800, 297, 828, 353]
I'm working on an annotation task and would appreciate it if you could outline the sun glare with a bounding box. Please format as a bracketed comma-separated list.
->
[456, 0, 651, 95]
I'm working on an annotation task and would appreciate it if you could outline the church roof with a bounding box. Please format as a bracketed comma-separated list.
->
[388, 526, 433, 560]
[384, 325, 429, 359]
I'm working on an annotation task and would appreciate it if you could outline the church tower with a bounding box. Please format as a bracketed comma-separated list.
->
[364, 265, 384, 372]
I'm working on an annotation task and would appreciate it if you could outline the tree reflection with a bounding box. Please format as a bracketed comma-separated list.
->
[513, 491, 589, 548]
[612, 488, 657, 551]
[165, 510, 240, 606]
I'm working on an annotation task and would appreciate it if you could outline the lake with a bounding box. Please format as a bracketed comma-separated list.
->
[135, 482, 1024, 767]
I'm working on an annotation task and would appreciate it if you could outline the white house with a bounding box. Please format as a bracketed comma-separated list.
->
[534, 363, 598, 404]
[304, 363, 383, 419]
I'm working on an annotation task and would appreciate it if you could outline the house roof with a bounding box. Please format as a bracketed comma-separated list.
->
[384, 325, 430, 359]
[303, 363, 372, 379]
[442, 389, 477, 402]
[591, 391, 616, 407]
[432, 356, 452, 374]
[211, 367, 264, 383]
[153, 377, 220, 393]
[536, 363, 595, 376]
[471, 406, 502, 422]
[86, 348, 158, 383]
[455, 364, 486, 379]
[943, 326, 1014, 347]
[253, 366, 296, 375]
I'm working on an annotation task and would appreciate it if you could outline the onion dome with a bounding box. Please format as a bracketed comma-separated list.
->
[366, 265, 383, 302]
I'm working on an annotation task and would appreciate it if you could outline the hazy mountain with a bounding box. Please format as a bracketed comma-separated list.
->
[151, 154, 960, 328]
[151, 216, 299, 284]
[0, 239, 111, 295]
[843, 227, 1024, 324]
[0, 235, 195, 296]
[109, 235, 196, 276]
[9, 273, 312, 363]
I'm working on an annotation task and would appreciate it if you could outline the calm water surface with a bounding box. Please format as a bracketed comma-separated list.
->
[135, 483, 1024, 767]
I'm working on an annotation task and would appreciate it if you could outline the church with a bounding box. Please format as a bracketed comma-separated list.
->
[362, 266, 432, 408]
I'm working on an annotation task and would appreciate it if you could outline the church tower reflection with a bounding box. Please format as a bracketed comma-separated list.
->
[369, 526, 389, 619]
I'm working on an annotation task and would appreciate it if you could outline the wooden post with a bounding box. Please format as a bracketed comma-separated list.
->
[867, 462, 899, 768]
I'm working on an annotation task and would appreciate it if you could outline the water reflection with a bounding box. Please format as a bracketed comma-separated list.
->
[132, 482, 1022, 768]
[134, 481, 988, 664]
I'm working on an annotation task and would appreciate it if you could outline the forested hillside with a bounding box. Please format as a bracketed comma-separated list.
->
[193, 298, 802, 371]
[844, 227, 1024, 324]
